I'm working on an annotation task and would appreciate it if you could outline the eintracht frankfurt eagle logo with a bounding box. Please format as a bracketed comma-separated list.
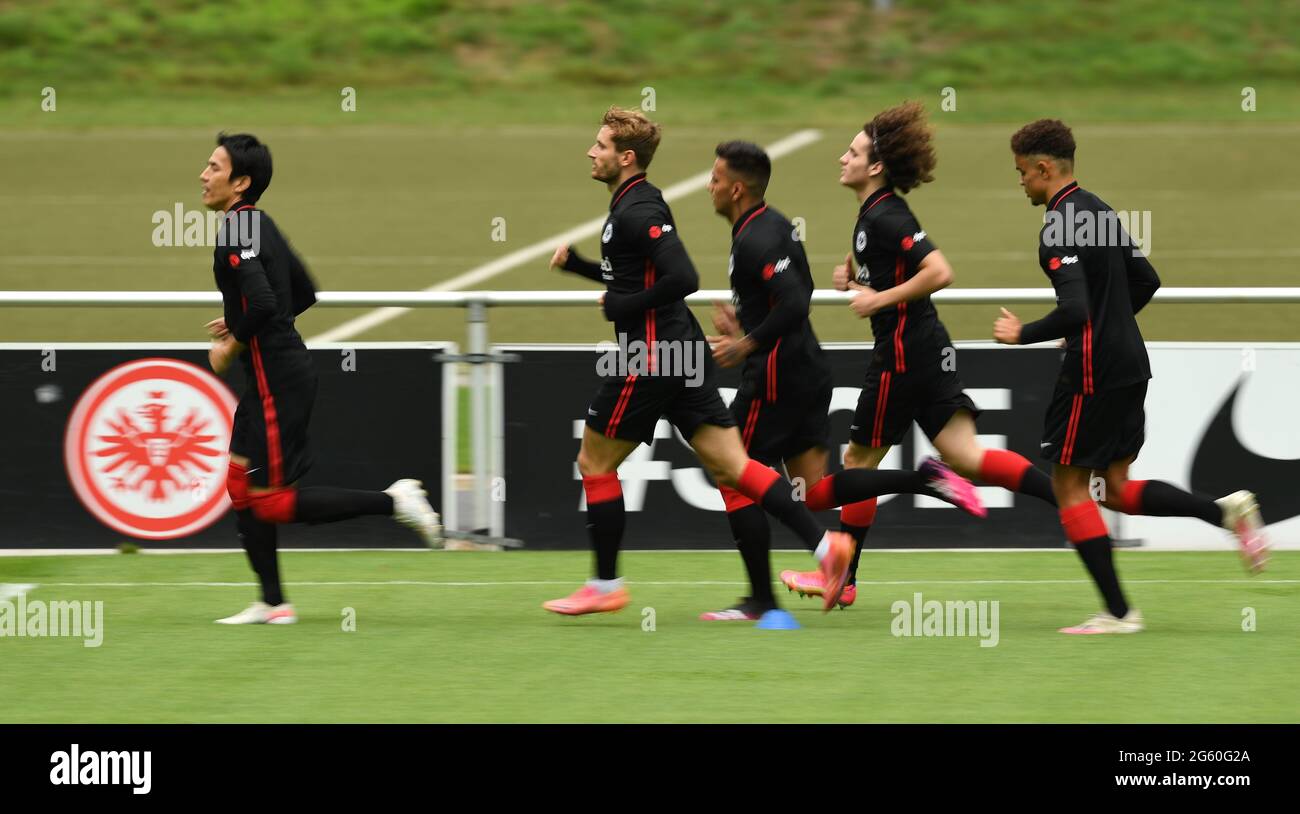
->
[64, 358, 237, 540]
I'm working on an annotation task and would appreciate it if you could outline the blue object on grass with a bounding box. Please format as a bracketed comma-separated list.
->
[756, 609, 800, 630]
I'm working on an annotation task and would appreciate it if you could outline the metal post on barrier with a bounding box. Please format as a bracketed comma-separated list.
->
[469, 299, 489, 535]
[433, 299, 522, 548]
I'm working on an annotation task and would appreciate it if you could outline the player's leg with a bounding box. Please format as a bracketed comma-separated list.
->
[690, 422, 853, 611]
[247, 482, 439, 545]
[928, 404, 1057, 508]
[217, 402, 294, 625]
[242, 375, 441, 544]
[810, 367, 986, 517]
[247, 484, 397, 522]
[773, 442, 868, 605]
[706, 443, 832, 618]
[702, 485, 776, 620]
[1100, 456, 1269, 574]
[702, 389, 779, 620]
[783, 446, 829, 516]
[804, 441, 982, 514]
[837, 362, 893, 571]
[1053, 463, 1141, 633]
[839, 441, 887, 593]
[1039, 385, 1142, 633]
[543, 372, 651, 615]
[797, 368, 985, 526]
[782, 364, 975, 602]
[243, 480, 439, 548]
[577, 427, 640, 578]
[221, 453, 283, 617]
[542, 427, 640, 615]
[781, 442, 887, 595]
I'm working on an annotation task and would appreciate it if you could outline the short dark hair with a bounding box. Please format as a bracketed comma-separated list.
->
[1010, 119, 1076, 163]
[714, 140, 771, 198]
[216, 132, 273, 204]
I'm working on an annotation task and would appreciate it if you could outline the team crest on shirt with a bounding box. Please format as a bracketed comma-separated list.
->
[855, 230, 867, 251]
[64, 358, 238, 540]
[602, 222, 613, 243]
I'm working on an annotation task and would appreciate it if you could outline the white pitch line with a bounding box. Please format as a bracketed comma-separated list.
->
[0, 583, 38, 601]
[36, 578, 1300, 588]
[306, 128, 824, 343]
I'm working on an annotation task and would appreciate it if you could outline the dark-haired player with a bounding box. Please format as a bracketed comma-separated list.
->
[995, 118, 1269, 634]
[781, 102, 1060, 603]
[545, 108, 854, 616]
[201, 133, 442, 625]
[701, 140, 979, 620]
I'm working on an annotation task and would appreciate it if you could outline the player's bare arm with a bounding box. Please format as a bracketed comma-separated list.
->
[848, 249, 953, 318]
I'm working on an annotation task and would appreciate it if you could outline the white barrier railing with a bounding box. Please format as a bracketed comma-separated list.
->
[5, 287, 1300, 306]
[5, 287, 1297, 539]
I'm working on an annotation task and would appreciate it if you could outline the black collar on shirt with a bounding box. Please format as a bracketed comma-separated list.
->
[859, 186, 896, 216]
[217, 200, 257, 250]
[222, 199, 255, 229]
[1048, 180, 1081, 211]
[731, 202, 768, 238]
[610, 173, 648, 210]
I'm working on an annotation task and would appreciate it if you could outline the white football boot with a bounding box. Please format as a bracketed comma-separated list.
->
[1215, 490, 1270, 574]
[1059, 609, 1144, 635]
[385, 479, 444, 548]
[216, 601, 297, 625]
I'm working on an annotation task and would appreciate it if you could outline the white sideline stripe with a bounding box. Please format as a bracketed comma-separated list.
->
[306, 129, 824, 343]
[0, 583, 38, 600]
[35, 578, 1300, 588]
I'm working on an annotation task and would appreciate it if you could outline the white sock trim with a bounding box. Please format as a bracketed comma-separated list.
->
[813, 534, 831, 563]
[586, 577, 624, 593]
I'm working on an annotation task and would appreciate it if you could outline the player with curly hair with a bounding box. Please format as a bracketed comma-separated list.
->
[781, 102, 1061, 606]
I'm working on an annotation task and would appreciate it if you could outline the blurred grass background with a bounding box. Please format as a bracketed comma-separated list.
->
[3, 0, 1299, 95]
[1, 0, 1297, 348]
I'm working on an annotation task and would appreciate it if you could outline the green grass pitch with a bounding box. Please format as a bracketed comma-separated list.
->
[1, 549, 1295, 723]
